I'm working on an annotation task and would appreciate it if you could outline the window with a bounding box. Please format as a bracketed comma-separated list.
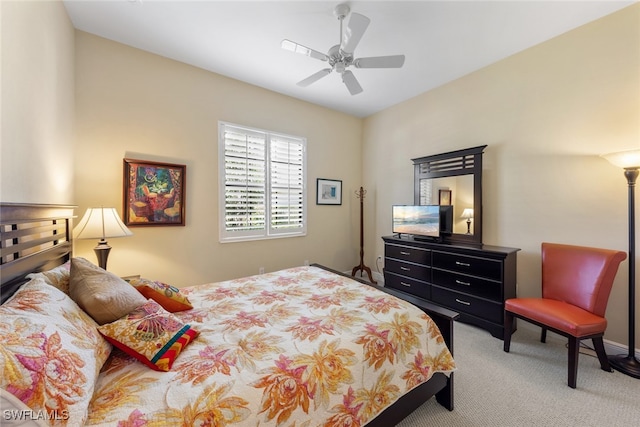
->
[219, 122, 306, 242]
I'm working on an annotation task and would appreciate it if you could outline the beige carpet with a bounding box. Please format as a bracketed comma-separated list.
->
[396, 321, 640, 426]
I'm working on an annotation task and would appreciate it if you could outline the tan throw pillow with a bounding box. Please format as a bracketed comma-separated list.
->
[69, 257, 147, 325]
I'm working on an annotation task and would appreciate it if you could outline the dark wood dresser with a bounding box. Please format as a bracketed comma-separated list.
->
[383, 235, 519, 339]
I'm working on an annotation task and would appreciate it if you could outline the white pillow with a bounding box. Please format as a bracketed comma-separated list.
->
[26, 261, 71, 294]
[0, 277, 112, 426]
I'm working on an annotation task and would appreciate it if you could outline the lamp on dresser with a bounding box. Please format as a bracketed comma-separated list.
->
[461, 208, 474, 235]
[601, 148, 640, 379]
[73, 207, 133, 270]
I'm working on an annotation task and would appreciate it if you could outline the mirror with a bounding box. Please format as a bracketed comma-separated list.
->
[413, 145, 486, 247]
[419, 175, 474, 235]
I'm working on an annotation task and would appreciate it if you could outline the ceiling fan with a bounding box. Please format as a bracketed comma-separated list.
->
[281, 3, 405, 95]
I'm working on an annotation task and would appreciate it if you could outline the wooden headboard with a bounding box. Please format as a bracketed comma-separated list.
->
[0, 203, 75, 304]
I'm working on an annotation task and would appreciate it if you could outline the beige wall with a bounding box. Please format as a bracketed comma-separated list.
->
[73, 32, 363, 286]
[1, 0, 75, 204]
[364, 4, 640, 347]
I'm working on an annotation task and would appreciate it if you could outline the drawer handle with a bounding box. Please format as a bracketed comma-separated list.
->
[400, 281, 411, 287]
[400, 251, 411, 256]
[400, 266, 411, 271]
[455, 279, 471, 286]
[455, 298, 471, 306]
[455, 261, 471, 267]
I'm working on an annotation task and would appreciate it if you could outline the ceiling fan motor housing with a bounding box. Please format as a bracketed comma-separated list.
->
[328, 45, 353, 74]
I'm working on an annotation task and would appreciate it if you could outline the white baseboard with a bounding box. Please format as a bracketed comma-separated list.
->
[604, 338, 640, 360]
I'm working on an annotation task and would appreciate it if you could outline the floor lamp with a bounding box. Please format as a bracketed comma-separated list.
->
[602, 149, 640, 379]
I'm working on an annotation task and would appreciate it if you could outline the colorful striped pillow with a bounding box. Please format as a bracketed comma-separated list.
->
[97, 299, 199, 372]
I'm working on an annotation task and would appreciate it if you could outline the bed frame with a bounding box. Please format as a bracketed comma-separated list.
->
[0, 203, 75, 304]
[0, 203, 458, 425]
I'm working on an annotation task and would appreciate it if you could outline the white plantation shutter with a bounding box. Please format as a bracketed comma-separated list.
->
[219, 122, 306, 242]
[270, 136, 304, 233]
[223, 128, 266, 233]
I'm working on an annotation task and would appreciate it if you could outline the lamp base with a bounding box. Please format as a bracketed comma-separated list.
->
[93, 240, 112, 270]
[608, 354, 640, 379]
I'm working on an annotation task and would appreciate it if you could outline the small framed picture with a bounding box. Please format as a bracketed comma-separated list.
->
[439, 189, 452, 206]
[316, 178, 342, 205]
[123, 158, 186, 226]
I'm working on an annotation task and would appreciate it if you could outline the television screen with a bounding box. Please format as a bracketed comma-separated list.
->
[392, 205, 440, 238]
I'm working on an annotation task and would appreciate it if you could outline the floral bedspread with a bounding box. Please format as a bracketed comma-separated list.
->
[86, 266, 456, 426]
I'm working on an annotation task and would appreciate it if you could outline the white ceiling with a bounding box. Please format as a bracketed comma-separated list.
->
[62, 0, 636, 118]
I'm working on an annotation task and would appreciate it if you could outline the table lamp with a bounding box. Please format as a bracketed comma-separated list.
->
[73, 207, 133, 270]
[461, 208, 474, 235]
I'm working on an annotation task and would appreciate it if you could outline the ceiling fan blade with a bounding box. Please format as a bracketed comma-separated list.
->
[354, 55, 405, 69]
[282, 39, 329, 62]
[340, 12, 370, 54]
[297, 68, 332, 87]
[342, 70, 363, 95]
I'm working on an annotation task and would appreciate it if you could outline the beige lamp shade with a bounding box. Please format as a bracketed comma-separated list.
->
[461, 208, 474, 219]
[74, 207, 133, 240]
[601, 149, 640, 169]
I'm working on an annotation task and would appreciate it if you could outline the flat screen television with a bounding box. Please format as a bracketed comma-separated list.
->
[392, 205, 440, 239]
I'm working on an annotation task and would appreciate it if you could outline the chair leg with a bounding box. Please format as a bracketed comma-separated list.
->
[503, 311, 514, 352]
[541, 328, 547, 343]
[592, 337, 612, 372]
[568, 336, 579, 388]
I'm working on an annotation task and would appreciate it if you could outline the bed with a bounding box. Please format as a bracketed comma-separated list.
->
[1, 203, 458, 426]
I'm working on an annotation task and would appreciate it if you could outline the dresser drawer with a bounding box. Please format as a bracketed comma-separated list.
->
[385, 244, 430, 264]
[385, 258, 430, 282]
[385, 271, 431, 300]
[433, 251, 502, 281]
[431, 287, 503, 324]
[432, 269, 501, 301]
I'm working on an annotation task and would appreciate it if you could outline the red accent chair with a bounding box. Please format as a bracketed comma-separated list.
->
[503, 243, 627, 388]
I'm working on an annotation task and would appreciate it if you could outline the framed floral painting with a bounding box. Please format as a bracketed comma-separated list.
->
[123, 159, 186, 226]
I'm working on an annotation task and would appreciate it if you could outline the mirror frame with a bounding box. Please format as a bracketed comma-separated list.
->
[413, 145, 487, 247]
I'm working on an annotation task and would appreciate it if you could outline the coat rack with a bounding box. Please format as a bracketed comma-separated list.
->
[352, 186, 376, 284]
